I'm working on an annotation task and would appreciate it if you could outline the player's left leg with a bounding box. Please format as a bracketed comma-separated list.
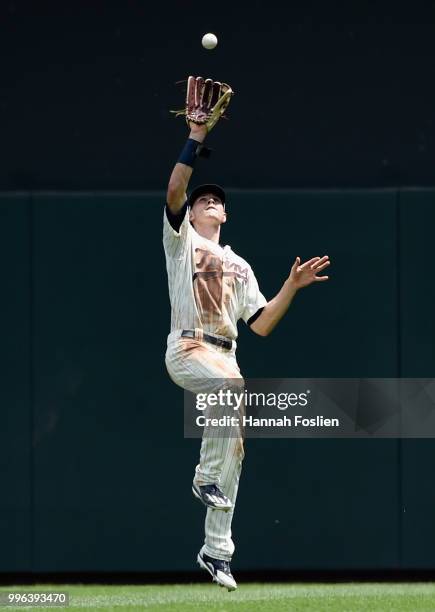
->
[202, 433, 244, 561]
[197, 547, 238, 591]
[192, 351, 245, 561]
[166, 336, 245, 568]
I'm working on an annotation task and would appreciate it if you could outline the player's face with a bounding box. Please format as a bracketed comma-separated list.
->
[190, 194, 227, 226]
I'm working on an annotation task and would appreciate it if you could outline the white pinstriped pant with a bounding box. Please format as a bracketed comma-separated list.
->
[165, 329, 245, 561]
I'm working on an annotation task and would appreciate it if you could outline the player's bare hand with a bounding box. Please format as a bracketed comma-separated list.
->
[288, 255, 330, 289]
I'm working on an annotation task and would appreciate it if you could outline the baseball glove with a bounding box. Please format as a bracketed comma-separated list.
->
[171, 76, 234, 132]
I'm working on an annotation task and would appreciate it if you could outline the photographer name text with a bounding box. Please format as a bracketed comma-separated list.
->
[196, 415, 339, 428]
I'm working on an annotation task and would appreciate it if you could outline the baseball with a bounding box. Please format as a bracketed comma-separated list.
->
[202, 33, 218, 50]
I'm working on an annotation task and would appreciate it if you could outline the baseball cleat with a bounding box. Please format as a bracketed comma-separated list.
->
[192, 482, 233, 511]
[197, 549, 237, 591]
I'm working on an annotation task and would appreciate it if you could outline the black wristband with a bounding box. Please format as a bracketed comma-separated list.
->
[177, 138, 212, 167]
[178, 138, 200, 167]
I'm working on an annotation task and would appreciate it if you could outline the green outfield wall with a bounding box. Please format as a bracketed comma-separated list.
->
[1, 189, 434, 572]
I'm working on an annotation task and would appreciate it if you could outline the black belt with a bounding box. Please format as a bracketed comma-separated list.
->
[181, 329, 232, 351]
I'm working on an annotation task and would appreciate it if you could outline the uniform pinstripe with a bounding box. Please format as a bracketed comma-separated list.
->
[163, 206, 266, 561]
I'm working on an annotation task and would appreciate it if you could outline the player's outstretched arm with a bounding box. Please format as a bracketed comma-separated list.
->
[250, 256, 330, 337]
[166, 123, 207, 213]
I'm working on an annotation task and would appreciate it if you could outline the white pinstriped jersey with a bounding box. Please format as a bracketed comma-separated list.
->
[163, 206, 267, 340]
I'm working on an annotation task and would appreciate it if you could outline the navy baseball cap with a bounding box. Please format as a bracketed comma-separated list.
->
[188, 184, 226, 208]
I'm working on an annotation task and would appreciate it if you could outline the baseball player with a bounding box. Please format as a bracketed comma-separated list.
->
[163, 76, 330, 591]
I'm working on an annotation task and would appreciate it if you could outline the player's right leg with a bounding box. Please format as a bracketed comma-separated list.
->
[192, 481, 233, 511]
[165, 335, 243, 491]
